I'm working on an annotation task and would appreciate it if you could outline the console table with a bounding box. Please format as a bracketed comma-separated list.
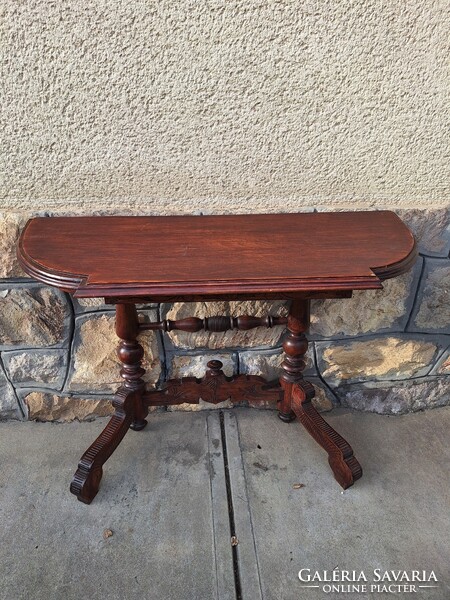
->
[18, 211, 416, 504]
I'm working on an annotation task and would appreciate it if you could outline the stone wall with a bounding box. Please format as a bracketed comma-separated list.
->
[0, 207, 448, 422]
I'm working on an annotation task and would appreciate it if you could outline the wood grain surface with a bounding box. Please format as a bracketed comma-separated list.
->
[18, 211, 416, 299]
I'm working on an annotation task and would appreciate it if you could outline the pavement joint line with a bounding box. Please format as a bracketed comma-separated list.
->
[206, 414, 221, 600]
[220, 410, 243, 600]
[224, 411, 265, 600]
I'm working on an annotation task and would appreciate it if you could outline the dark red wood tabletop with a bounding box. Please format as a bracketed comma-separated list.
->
[18, 211, 416, 299]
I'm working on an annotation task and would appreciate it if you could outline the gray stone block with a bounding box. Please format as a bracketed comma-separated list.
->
[0, 361, 21, 419]
[396, 207, 450, 257]
[409, 258, 450, 334]
[335, 376, 450, 414]
[71, 297, 116, 313]
[2, 349, 67, 389]
[0, 284, 72, 349]
[309, 257, 423, 339]
[238, 346, 316, 378]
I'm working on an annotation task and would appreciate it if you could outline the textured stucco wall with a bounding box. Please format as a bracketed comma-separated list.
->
[1, 0, 449, 213]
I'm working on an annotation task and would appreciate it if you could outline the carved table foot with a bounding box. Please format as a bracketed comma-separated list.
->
[291, 382, 362, 489]
[278, 409, 296, 423]
[130, 418, 148, 431]
[70, 390, 134, 503]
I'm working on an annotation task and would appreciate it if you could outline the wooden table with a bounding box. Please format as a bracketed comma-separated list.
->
[18, 211, 416, 504]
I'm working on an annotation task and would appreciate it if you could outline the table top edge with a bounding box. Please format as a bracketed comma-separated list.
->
[17, 211, 417, 298]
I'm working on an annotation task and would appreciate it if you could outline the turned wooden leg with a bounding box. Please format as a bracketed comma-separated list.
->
[116, 303, 148, 431]
[291, 382, 362, 489]
[70, 302, 147, 503]
[278, 299, 309, 422]
[278, 299, 362, 489]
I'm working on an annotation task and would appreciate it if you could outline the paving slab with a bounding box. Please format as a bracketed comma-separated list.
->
[233, 407, 450, 600]
[0, 412, 235, 600]
[1, 407, 449, 600]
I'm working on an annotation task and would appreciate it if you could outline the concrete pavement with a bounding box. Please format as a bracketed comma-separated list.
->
[1, 407, 449, 600]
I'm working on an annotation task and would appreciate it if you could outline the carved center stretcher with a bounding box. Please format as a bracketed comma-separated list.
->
[18, 211, 417, 504]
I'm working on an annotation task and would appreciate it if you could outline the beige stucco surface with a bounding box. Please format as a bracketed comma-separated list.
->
[1, 1, 449, 213]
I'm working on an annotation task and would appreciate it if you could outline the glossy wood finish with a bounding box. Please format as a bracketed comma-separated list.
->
[277, 300, 362, 487]
[143, 359, 282, 407]
[18, 211, 416, 299]
[291, 382, 362, 489]
[139, 314, 288, 332]
[116, 303, 148, 431]
[17, 211, 416, 503]
[279, 299, 310, 422]
[70, 303, 148, 503]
